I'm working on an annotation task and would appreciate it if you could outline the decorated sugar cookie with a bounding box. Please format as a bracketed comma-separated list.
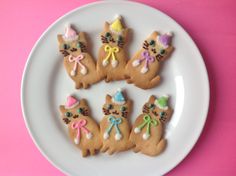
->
[59, 96, 102, 157]
[129, 95, 173, 156]
[125, 32, 174, 89]
[97, 15, 129, 82]
[100, 89, 134, 154]
[57, 25, 101, 89]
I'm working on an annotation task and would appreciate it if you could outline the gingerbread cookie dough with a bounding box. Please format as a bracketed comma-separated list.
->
[57, 24, 101, 89]
[129, 95, 173, 156]
[59, 96, 102, 157]
[100, 89, 134, 154]
[125, 31, 174, 89]
[97, 15, 129, 82]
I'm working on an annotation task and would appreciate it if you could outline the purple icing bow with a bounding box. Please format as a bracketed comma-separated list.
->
[132, 51, 155, 74]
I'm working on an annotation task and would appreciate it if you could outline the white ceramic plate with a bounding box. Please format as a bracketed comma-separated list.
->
[21, 1, 209, 176]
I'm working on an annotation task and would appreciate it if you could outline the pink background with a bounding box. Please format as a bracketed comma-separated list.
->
[1, 0, 235, 175]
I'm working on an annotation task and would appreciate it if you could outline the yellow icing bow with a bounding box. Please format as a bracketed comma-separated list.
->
[102, 44, 119, 68]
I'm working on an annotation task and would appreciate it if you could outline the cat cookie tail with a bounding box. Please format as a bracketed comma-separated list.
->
[152, 138, 166, 156]
[134, 75, 161, 90]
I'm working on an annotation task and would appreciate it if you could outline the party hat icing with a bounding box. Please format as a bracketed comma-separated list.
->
[158, 32, 172, 48]
[110, 15, 124, 34]
[65, 96, 79, 109]
[154, 95, 169, 110]
[112, 88, 126, 105]
[63, 24, 78, 41]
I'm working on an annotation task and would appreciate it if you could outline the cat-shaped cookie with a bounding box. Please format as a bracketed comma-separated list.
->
[129, 95, 173, 156]
[100, 89, 134, 154]
[57, 25, 101, 89]
[59, 96, 102, 157]
[125, 31, 174, 89]
[97, 16, 129, 82]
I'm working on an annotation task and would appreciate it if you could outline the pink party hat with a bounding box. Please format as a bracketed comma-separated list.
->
[63, 24, 78, 41]
[65, 96, 79, 109]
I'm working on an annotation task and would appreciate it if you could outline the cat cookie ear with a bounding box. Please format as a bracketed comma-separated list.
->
[78, 32, 88, 46]
[149, 31, 159, 39]
[57, 35, 64, 43]
[104, 22, 110, 31]
[148, 95, 156, 103]
[59, 105, 65, 113]
[80, 98, 88, 106]
[106, 95, 112, 102]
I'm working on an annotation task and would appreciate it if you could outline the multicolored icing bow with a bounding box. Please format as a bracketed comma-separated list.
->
[68, 54, 87, 76]
[71, 119, 92, 144]
[134, 115, 158, 140]
[132, 51, 155, 74]
[103, 116, 122, 141]
[102, 44, 119, 68]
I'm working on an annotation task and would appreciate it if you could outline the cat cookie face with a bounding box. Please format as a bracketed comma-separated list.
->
[57, 26, 87, 57]
[59, 96, 102, 157]
[142, 95, 173, 123]
[100, 21, 128, 49]
[102, 94, 131, 119]
[142, 31, 174, 62]
[59, 97, 90, 125]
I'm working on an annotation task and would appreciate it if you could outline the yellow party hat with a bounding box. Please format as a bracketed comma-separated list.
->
[110, 15, 124, 34]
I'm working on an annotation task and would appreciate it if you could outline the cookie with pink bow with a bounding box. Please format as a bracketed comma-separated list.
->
[125, 31, 174, 89]
[57, 24, 101, 89]
[59, 96, 102, 157]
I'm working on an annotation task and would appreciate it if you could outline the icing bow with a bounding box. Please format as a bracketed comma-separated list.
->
[103, 44, 119, 68]
[68, 54, 87, 76]
[134, 115, 158, 140]
[132, 51, 155, 74]
[103, 116, 122, 141]
[71, 119, 92, 144]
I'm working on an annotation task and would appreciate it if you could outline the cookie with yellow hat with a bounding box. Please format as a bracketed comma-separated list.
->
[97, 15, 129, 82]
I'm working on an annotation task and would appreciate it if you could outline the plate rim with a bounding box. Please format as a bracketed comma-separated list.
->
[21, 1, 210, 175]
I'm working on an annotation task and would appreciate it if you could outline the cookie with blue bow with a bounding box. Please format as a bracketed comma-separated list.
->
[100, 89, 134, 154]
[125, 31, 174, 89]
[97, 15, 129, 82]
[129, 95, 173, 156]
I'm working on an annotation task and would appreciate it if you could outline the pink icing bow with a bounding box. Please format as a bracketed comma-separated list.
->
[68, 54, 87, 76]
[71, 119, 92, 144]
[132, 51, 155, 74]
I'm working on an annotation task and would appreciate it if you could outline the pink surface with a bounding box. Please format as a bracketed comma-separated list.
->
[0, 0, 235, 175]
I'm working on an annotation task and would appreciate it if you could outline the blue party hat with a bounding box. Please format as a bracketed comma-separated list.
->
[112, 88, 126, 105]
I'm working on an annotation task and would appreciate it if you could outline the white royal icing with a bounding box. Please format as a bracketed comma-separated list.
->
[115, 133, 122, 141]
[134, 127, 141, 134]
